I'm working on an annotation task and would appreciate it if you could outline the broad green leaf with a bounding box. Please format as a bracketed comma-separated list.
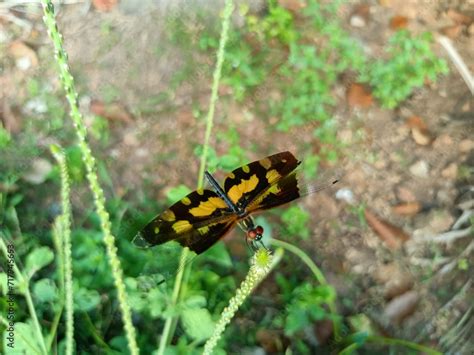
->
[285, 307, 310, 336]
[181, 308, 215, 341]
[33, 278, 58, 303]
[202, 242, 232, 268]
[25, 247, 54, 279]
[3, 322, 42, 355]
[74, 287, 100, 312]
[183, 295, 207, 309]
[308, 304, 327, 320]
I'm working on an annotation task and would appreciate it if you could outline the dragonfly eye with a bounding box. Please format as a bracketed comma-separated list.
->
[247, 229, 257, 240]
[255, 225, 264, 236]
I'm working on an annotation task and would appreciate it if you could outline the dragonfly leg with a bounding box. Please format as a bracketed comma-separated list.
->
[246, 237, 255, 252]
[258, 239, 268, 251]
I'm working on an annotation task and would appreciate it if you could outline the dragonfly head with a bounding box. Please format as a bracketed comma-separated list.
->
[247, 225, 264, 241]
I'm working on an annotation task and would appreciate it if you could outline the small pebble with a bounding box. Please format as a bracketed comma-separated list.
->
[459, 139, 474, 153]
[409, 160, 429, 178]
[336, 188, 355, 205]
[441, 163, 458, 179]
[350, 15, 366, 27]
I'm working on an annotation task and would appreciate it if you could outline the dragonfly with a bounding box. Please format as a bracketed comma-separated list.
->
[133, 151, 340, 255]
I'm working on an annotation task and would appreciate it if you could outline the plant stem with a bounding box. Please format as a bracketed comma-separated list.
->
[367, 335, 442, 354]
[196, 0, 234, 188]
[40, 2, 138, 354]
[157, 247, 189, 353]
[157, 1, 234, 353]
[51, 145, 75, 355]
[0, 235, 48, 355]
[270, 238, 340, 340]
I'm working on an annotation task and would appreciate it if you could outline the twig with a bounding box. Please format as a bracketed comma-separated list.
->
[452, 209, 473, 230]
[437, 239, 474, 276]
[437, 35, 474, 95]
[415, 280, 472, 343]
[0, 11, 33, 30]
[432, 227, 472, 244]
[416, 227, 472, 245]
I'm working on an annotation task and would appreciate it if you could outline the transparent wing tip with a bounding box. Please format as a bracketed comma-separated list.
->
[132, 231, 152, 248]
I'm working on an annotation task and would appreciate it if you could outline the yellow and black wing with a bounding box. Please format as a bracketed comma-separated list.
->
[246, 165, 342, 213]
[134, 189, 237, 254]
[223, 151, 301, 211]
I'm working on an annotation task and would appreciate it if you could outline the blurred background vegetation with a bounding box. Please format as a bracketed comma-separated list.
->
[0, 0, 473, 354]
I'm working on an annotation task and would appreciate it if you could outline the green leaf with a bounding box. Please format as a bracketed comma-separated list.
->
[308, 304, 327, 320]
[148, 288, 167, 318]
[65, 145, 86, 183]
[0, 273, 7, 294]
[184, 295, 207, 309]
[74, 287, 100, 312]
[219, 154, 240, 170]
[3, 322, 42, 354]
[181, 308, 215, 341]
[25, 247, 54, 279]
[202, 242, 232, 268]
[33, 278, 58, 303]
[166, 185, 192, 204]
[0, 125, 11, 148]
[281, 206, 310, 240]
[285, 307, 310, 335]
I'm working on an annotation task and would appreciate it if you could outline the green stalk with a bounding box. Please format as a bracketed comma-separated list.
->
[0, 235, 48, 355]
[270, 238, 340, 340]
[157, 1, 234, 353]
[51, 145, 74, 355]
[339, 335, 442, 354]
[40, 2, 138, 354]
[196, 0, 235, 188]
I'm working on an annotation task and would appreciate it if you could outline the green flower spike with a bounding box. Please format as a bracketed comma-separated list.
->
[203, 247, 281, 355]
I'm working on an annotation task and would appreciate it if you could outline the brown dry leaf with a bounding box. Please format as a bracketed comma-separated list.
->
[92, 0, 118, 12]
[384, 277, 413, 300]
[446, 9, 473, 26]
[384, 290, 419, 324]
[256, 329, 285, 353]
[469, 23, 474, 36]
[90, 100, 133, 123]
[406, 115, 428, 130]
[314, 319, 333, 345]
[441, 24, 463, 39]
[406, 116, 433, 146]
[390, 15, 408, 30]
[459, 139, 474, 153]
[411, 127, 432, 145]
[392, 202, 422, 216]
[1, 101, 22, 134]
[441, 162, 458, 179]
[8, 41, 39, 69]
[347, 83, 373, 108]
[373, 264, 414, 299]
[364, 209, 410, 249]
[278, 0, 306, 12]
[395, 186, 417, 202]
